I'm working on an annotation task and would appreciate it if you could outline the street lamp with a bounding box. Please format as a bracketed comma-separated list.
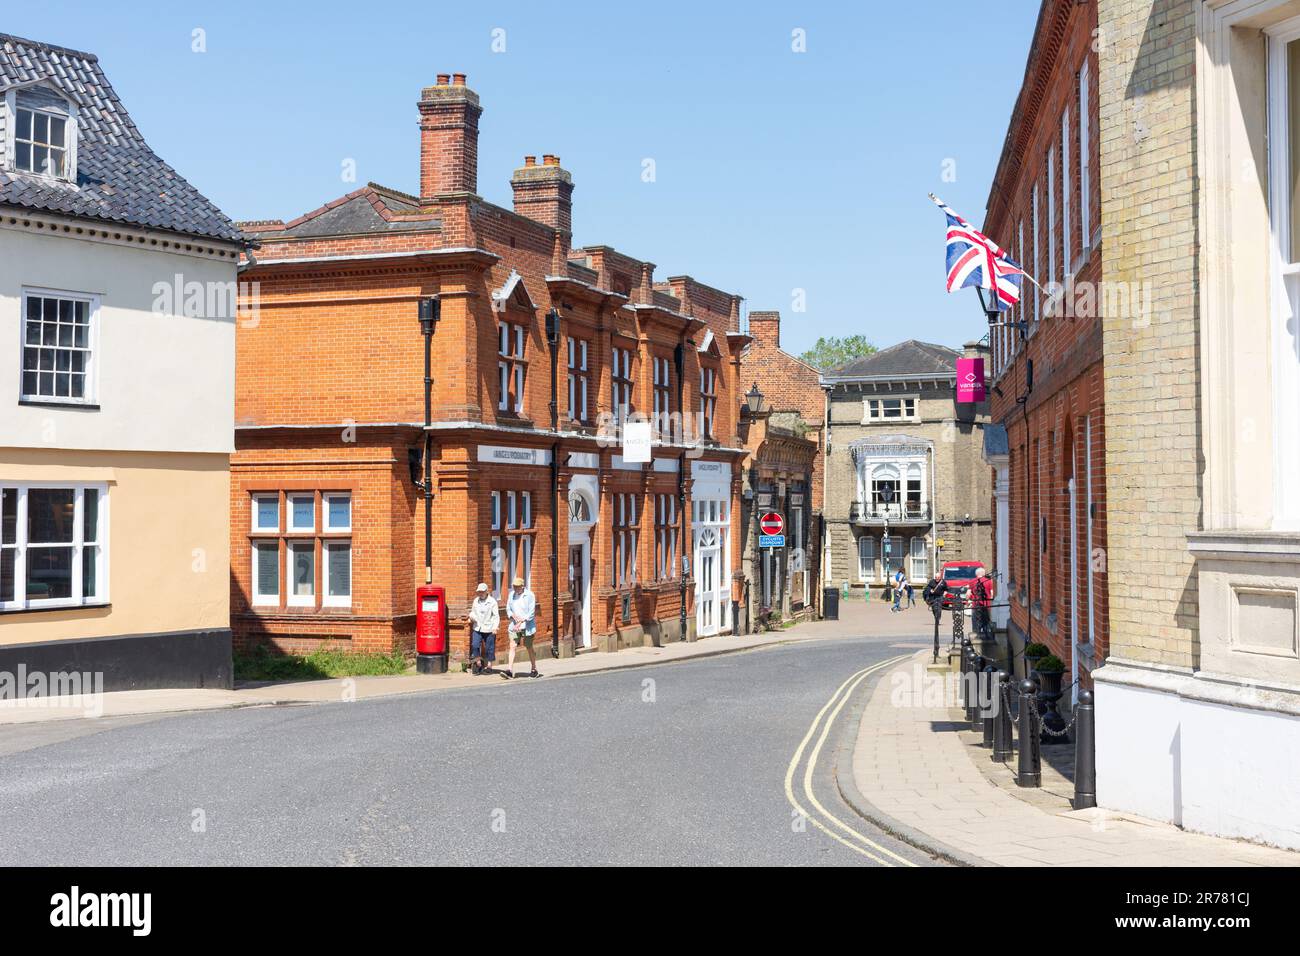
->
[745, 382, 765, 416]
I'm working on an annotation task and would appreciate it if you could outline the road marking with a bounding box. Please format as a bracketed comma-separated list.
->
[784, 654, 917, 865]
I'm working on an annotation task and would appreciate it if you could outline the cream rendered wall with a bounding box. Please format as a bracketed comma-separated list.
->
[0, 448, 230, 644]
[0, 220, 236, 455]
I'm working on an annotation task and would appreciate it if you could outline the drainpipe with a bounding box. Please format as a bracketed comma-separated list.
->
[929, 440, 937, 579]
[547, 308, 562, 660]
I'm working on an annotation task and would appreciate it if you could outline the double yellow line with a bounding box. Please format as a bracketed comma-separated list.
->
[783, 655, 918, 866]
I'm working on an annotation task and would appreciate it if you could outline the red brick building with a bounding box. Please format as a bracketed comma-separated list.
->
[981, 0, 1107, 688]
[231, 74, 748, 661]
[735, 311, 824, 626]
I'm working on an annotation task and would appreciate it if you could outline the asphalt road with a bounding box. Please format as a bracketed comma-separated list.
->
[0, 633, 939, 866]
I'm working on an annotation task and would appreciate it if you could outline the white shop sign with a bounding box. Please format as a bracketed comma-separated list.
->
[691, 460, 731, 481]
[622, 421, 652, 463]
[477, 445, 552, 466]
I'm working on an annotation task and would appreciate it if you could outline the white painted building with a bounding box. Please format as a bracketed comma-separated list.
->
[0, 33, 245, 691]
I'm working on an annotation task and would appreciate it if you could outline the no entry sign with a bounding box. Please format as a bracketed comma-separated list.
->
[760, 512, 784, 536]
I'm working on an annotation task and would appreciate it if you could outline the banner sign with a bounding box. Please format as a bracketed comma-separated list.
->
[956, 357, 985, 403]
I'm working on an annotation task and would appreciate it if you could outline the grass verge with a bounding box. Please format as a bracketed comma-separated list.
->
[234, 646, 412, 682]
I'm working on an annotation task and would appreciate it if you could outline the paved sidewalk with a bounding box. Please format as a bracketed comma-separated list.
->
[847, 651, 1300, 866]
[0, 627, 823, 726]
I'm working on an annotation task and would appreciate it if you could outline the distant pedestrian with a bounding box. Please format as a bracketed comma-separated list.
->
[503, 576, 541, 680]
[892, 568, 907, 613]
[906, 579, 916, 608]
[467, 582, 499, 675]
[922, 572, 944, 626]
[970, 567, 995, 645]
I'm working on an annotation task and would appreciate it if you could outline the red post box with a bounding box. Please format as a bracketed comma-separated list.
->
[416, 585, 448, 672]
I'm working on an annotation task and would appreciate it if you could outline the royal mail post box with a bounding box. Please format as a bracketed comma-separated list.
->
[416, 585, 447, 656]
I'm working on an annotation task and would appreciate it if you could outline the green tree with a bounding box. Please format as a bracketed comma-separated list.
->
[798, 335, 877, 372]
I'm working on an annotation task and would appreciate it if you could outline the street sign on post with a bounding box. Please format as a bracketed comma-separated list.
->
[759, 512, 785, 549]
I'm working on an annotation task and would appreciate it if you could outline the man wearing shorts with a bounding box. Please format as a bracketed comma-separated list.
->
[503, 576, 541, 679]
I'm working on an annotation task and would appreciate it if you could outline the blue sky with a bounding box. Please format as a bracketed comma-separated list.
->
[11, 0, 1041, 358]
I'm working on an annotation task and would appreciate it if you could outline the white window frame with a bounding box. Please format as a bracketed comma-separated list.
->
[252, 494, 280, 533]
[322, 541, 352, 608]
[863, 395, 918, 423]
[857, 535, 875, 583]
[287, 494, 315, 534]
[19, 287, 99, 406]
[1079, 59, 1091, 248]
[286, 540, 315, 607]
[323, 493, 351, 533]
[0, 482, 109, 611]
[1268, 17, 1300, 530]
[1047, 146, 1057, 289]
[612, 346, 633, 423]
[1032, 183, 1041, 326]
[909, 535, 929, 582]
[252, 539, 280, 607]
[1062, 111, 1072, 276]
[497, 322, 526, 413]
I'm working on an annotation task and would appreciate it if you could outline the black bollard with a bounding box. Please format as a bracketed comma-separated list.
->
[932, 608, 941, 664]
[968, 653, 985, 729]
[963, 647, 978, 724]
[992, 671, 1014, 762]
[958, 637, 972, 710]
[1073, 690, 1097, 809]
[1016, 678, 1041, 787]
[981, 664, 997, 747]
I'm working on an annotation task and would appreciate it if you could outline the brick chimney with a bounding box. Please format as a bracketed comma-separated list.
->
[418, 73, 483, 201]
[749, 311, 781, 348]
[511, 153, 574, 234]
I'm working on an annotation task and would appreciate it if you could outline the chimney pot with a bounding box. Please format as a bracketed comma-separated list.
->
[452, 73, 467, 86]
[545, 155, 560, 166]
[524, 155, 536, 167]
[436, 73, 450, 86]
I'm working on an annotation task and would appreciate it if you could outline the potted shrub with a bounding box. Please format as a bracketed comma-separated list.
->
[1023, 641, 1050, 668]
[1031, 654, 1069, 740]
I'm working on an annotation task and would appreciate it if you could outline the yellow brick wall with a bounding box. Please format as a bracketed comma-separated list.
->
[1097, 0, 1200, 667]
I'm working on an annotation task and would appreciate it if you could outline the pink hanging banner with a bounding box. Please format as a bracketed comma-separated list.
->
[956, 357, 985, 403]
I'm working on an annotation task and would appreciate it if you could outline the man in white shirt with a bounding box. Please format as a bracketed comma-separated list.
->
[466, 582, 500, 675]
[503, 576, 540, 679]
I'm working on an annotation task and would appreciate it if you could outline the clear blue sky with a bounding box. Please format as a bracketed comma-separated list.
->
[12, 0, 1041, 358]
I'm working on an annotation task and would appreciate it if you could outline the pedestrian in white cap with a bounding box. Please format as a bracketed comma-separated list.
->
[466, 582, 499, 675]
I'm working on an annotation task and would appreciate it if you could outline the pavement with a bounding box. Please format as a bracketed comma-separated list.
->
[0, 609, 933, 866]
[846, 644, 1300, 867]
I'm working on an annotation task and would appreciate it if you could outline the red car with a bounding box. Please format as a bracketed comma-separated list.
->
[938, 561, 987, 609]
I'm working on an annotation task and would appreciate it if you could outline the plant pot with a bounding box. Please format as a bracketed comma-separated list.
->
[1033, 668, 1068, 742]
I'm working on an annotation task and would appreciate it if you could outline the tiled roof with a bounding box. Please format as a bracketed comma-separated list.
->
[0, 33, 244, 244]
[238, 184, 441, 239]
[827, 340, 960, 379]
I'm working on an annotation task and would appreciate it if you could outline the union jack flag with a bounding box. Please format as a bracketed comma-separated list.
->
[930, 194, 1023, 311]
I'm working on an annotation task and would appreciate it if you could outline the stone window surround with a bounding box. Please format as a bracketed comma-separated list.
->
[1192, 0, 1300, 692]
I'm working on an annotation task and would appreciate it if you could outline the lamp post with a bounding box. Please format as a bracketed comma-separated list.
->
[415, 296, 442, 674]
[417, 296, 440, 589]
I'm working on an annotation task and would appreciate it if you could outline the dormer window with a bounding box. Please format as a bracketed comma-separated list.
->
[16, 107, 67, 177]
[5, 86, 77, 182]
